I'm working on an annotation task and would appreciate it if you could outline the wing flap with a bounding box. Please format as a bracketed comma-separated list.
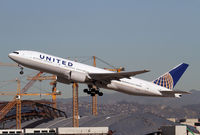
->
[89, 70, 150, 81]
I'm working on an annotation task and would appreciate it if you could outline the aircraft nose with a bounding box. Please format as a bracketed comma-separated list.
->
[8, 53, 17, 60]
[8, 53, 14, 59]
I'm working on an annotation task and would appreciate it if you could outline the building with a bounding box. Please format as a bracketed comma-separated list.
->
[0, 127, 110, 135]
[161, 125, 200, 135]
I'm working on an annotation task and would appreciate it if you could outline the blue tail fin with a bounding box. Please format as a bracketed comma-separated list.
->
[153, 63, 189, 89]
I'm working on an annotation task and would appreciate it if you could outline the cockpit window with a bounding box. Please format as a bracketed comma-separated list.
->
[13, 52, 19, 54]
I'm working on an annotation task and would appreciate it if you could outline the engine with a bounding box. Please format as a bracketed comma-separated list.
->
[57, 71, 88, 84]
[70, 71, 87, 83]
[57, 76, 71, 84]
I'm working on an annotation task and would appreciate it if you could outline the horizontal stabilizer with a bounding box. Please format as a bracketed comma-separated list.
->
[160, 90, 190, 94]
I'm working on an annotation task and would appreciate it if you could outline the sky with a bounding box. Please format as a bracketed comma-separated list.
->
[0, 0, 199, 101]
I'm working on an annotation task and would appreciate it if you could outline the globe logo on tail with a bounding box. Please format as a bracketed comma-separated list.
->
[153, 73, 173, 89]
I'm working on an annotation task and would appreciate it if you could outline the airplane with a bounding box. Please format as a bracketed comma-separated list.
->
[8, 50, 189, 98]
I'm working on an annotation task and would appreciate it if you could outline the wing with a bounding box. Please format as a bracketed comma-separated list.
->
[88, 70, 150, 81]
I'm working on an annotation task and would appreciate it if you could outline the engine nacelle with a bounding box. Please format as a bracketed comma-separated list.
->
[57, 71, 87, 84]
[70, 71, 87, 83]
[57, 76, 71, 84]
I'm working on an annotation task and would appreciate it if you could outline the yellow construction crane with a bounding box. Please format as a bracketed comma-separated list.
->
[16, 79, 21, 129]
[27, 74, 80, 127]
[0, 91, 61, 96]
[92, 56, 98, 116]
[0, 72, 43, 129]
[27, 75, 59, 109]
[72, 82, 79, 127]
[0, 78, 61, 129]
[0, 62, 46, 128]
[104, 67, 125, 72]
[92, 56, 125, 116]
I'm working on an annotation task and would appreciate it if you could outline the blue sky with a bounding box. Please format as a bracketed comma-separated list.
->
[0, 0, 199, 100]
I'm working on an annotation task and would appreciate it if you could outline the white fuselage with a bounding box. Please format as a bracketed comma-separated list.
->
[8, 50, 172, 97]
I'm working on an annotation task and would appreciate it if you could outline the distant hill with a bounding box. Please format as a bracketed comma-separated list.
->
[58, 89, 200, 107]
[97, 89, 200, 107]
[56, 90, 200, 119]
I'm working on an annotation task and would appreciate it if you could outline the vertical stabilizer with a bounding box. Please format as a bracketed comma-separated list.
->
[153, 63, 189, 89]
